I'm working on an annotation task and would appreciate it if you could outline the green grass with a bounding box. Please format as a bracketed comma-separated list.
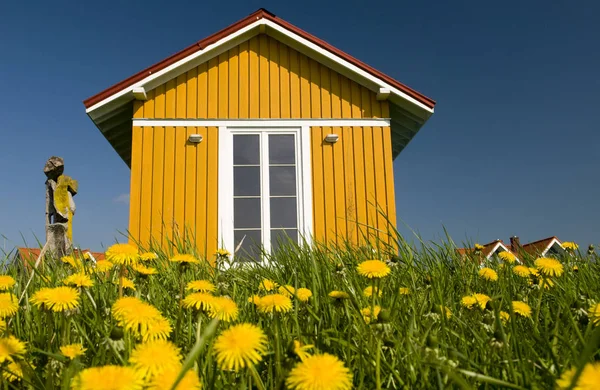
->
[2, 234, 599, 389]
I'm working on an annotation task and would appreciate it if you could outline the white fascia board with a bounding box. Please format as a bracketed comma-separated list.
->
[263, 19, 434, 114]
[541, 238, 564, 256]
[132, 118, 390, 127]
[485, 242, 503, 259]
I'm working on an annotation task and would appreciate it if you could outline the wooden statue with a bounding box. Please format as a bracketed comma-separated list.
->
[43, 156, 78, 258]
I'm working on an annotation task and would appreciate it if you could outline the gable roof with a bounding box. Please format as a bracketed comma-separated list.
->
[456, 240, 519, 261]
[522, 236, 563, 256]
[84, 9, 435, 166]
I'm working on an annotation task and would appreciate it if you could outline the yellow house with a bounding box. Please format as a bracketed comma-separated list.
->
[84, 9, 435, 260]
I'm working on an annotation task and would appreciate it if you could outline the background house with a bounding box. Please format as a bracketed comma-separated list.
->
[457, 235, 567, 262]
[84, 9, 435, 260]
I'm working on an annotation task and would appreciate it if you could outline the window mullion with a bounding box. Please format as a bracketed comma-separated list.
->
[261, 133, 271, 253]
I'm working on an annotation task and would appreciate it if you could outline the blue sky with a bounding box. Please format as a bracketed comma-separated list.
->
[1, 0, 598, 252]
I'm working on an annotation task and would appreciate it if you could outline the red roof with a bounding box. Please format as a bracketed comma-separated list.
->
[83, 8, 435, 110]
[17, 248, 105, 263]
[456, 240, 515, 259]
[521, 236, 561, 256]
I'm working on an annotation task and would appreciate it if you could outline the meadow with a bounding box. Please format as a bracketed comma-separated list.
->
[0, 235, 599, 389]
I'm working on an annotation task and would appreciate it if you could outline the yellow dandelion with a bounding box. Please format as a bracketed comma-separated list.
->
[361, 305, 381, 324]
[2, 360, 24, 382]
[208, 297, 239, 322]
[71, 365, 145, 390]
[474, 243, 484, 251]
[259, 279, 278, 291]
[63, 273, 94, 288]
[363, 286, 382, 298]
[0, 319, 5, 332]
[0, 336, 26, 363]
[461, 296, 477, 309]
[286, 353, 353, 390]
[499, 311, 510, 323]
[539, 278, 555, 289]
[296, 288, 313, 302]
[60, 343, 86, 360]
[0, 293, 19, 318]
[562, 242, 579, 251]
[112, 297, 171, 341]
[30, 286, 80, 312]
[479, 267, 498, 282]
[129, 340, 181, 379]
[183, 292, 215, 311]
[557, 362, 600, 389]
[573, 265, 579, 272]
[147, 366, 202, 390]
[186, 280, 216, 293]
[170, 254, 200, 264]
[528, 267, 539, 276]
[399, 287, 410, 295]
[472, 293, 491, 310]
[357, 260, 391, 279]
[61, 255, 81, 268]
[279, 285, 295, 297]
[441, 305, 452, 319]
[95, 260, 114, 273]
[589, 303, 600, 326]
[213, 323, 268, 371]
[534, 257, 564, 277]
[248, 295, 261, 305]
[105, 243, 139, 266]
[132, 263, 158, 276]
[328, 291, 349, 300]
[511, 301, 532, 318]
[293, 340, 314, 362]
[139, 252, 158, 261]
[215, 248, 231, 257]
[513, 265, 531, 277]
[498, 252, 516, 264]
[143, 316, 172, 342]
[256, 294, 293, 314]
[0, 276, 16, 291]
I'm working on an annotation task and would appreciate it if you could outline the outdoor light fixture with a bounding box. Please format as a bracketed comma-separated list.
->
[188, 134, 203, 143]
[324, 134, 339, 143]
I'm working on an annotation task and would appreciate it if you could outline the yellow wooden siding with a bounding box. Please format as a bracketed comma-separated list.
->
[130, 35, 395, 252]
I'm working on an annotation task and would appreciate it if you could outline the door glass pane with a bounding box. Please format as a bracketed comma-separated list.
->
[234, 166, 260, 196]
[234, 198, 261, 228]
[234, 230, 262, 261]
[234, 135, 260, 165]
[270, 197, 297, 228]
[269, 135, 295, 164]
[271, 229, 298, 252]
[269, 166, 296, 196]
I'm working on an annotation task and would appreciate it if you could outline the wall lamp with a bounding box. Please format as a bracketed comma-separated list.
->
[188, 134, 203, 143]
[324, 134, 339, 143]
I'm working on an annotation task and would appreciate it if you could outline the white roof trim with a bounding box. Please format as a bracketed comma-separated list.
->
[541, 238, 564, 257]
[87, 18, 433, 119]
[132, 118, 390, 128]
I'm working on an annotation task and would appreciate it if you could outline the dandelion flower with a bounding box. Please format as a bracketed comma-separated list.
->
[259, 279, 277, 291]
[286, 353, 353, 390]
[0, 336, 26, 363]
[61, 255, 81, 268]
[0, 319, 5, 332]
[0, 276, 15, 291]
[499, 311, 510, 323]
[363, 286, 382, 298]
[479, 267, 498, 282]
[538, 278, 554, 289]
[208, 297, 239, 322]
[105, 243, 139, 266]
[2, 360, 24, 382]
[63, 273, 94, 288]
[528, 267, 539, 276]
[441, 305, 452, 319]
[361, 305, 381, 324]
[186, 280, 215, 293]
[461, 296, 477, 309]
[498, 252, 516, 264]
[139, 252, 158, 262]
[215, 248, 231, 257]
[589, 303, 600, 326]
[132, 263, 157, 276]
[0, 293, 19, 318]
[474, 244, 484, 251]
[513, 265, 530, 278]
[562, 242, 579, 251]
[534, 257, 564, 277]
[71, 365, 145, 390]
[511, 301, 532, 318]
[296, 288, 313, 302]
[170, 254, 200, 264]
[399, 287, 410, 295]
[293, 340, 314, 362]
[183, 292, 215, 312]
[60, 343, 86, 360]
[472, 293, 491, 310]
[112, 297, 171, 341]
[248, 295, 261, 305]
[257, 294, 293, 314]
[129, 340, 181, 379]
[328, 291, 349, 300]
[213, 323, 268, 371]
[95, 260, 114, 273]
[30, 286, 80, 312]
[357, 260, 391, 279]
[557, 362, 600, 389]
[147, 366, 201, 390]
[279, 285, 295, 297]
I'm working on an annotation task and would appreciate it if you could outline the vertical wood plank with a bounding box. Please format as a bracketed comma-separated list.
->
[128, 126, 143, 243]
[153, 84, 166, 118]
[382, 126, 397, 244]
[185, 127, 197, 243]
[320, 66, 331, 119]
[259, 35, 270, 118]
[361, 86, 372, 119]
[186, 68, 197, 118]
[373, 126, 388, 243]
[151, 126, 165, 247]
[166, 79, 176, 119]
[195, 126, 208, 258]
[269, 37, 280, 118]
[309, 59, 321, 118]
[279, 43, 290, 118]
[332, 126, 346, 243]
[351, 82, 362, 118]
[133, 101, 144, 119]
[330, 72, 341, 118]
[353, 126, 367, 243]
[238, 41, 249, 118]
[340, 76, 352, 119]
[139, 126, 154, 247]
[176, 74, 187, 118]
[218, 52, 229, 118]
[228, 47, 239, 119]
[206, 126, 219, 262]
[289, 48, 301, 118]
[311, 127, 325, 242]
[341, 126, 357, 244]
[162, 125, 175, 250]
[197, 63, 208, 119]
[173, 126, 186, 242]
[208, 57, 219, 118]
[362, 126, 376, 242]
[249, 37, 259, 118]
